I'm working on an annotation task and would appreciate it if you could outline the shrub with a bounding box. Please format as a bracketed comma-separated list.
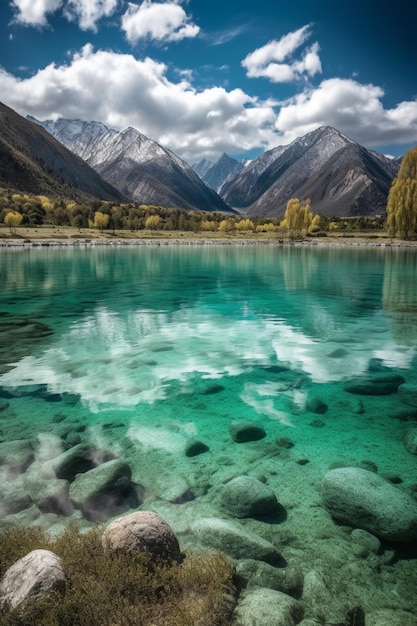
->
[0, 525, 236, 626]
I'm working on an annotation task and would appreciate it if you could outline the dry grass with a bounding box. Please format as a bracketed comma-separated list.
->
[0, 526, 236, 626]
[0, 224, 402, 245]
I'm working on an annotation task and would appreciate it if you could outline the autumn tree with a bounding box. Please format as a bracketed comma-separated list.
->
[145, 214, 161, 230]
[386, 146, 417, 239]
[4, 210, 23, 233]
[280, 198, 313, 239]
[93, 211, 110, 231]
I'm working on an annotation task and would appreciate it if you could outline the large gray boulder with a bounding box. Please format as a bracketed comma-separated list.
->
[40, 443, 114, 481]
[69, 459, 136, 521]
[232, 588, 303, 626]
[102, 511, 181, 562]
[219, 476, 278, 518]
[322, 467, 417, 542]
[190, 517, 282, 564]
[0, 439, 34, 475]
[0, 549, 65, 610]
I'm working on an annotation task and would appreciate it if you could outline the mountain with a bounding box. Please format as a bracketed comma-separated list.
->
[0, 103, 124, 202]
[219, 126, 400, 218]
[32, 117, 234, 213]
[193, 153, 244, 192]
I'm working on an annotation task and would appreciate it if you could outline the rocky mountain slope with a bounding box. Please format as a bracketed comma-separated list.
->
[219, 126, 400, 218]
[193, 153, 244, 192]
[31, 117, 233, 213]
[0, 103, 124, 202]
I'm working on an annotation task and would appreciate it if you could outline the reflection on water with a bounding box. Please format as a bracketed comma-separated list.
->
[1, 245, 417, 409]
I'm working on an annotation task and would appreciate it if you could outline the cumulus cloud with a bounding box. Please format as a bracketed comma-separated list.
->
[275, 78, 417, 146]
[11, 0, 63, 27]
[11, 0, 118, 30]
[121, 0, 200, 44]
[0, 44, 276, 161]
[63, 0, 119, 31]
[242, 24, 322, 83]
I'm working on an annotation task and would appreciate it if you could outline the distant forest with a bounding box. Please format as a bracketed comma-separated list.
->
[0, 187, 385, 235]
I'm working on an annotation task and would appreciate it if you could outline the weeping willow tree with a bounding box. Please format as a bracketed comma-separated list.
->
[280, 198, 313, 239]
[386, 146, 417, 239]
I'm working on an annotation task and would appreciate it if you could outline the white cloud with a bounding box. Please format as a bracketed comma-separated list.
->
[242, 24, 322, 83]
[275, 78, 417, 146]
[11, 0, 118, 30]
[11, 0, 63, 27]
[63, 0, 119, 31]
[0, 44, 276, 161]
[121, 1, 200, 44]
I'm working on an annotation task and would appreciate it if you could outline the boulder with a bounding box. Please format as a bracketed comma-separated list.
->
[0, 549, 65, 610]
[69, 459, 138, 521]
[0, 439, 34, 475]
[0, 476, 33, 518]
[232, 588, 303, 626]
[301, 569, 350, 625]
[398, 383, 417, 407]
[306, 397, 328, 414]
[190, 517, 282, 564]
[219, 476, 278, 518]
[322, 467, 417, 542]
[41, 443, 115, 481]
[403, 426, 417, 455]
[102, 511, 181, 562]
[235, 560, 303, 596]
[23, 467, 73, 516]
[184, 439, 209, 457]
[343, 373, 405, 396]
[365, 609, 417, 626]
[350, 529, 381, 554]
[229, 421, 266, 443]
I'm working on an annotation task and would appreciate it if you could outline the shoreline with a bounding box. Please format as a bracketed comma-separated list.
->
[1, 237, 417, 249]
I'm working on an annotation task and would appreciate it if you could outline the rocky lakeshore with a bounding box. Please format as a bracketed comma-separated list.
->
[1, 371, 417, 625]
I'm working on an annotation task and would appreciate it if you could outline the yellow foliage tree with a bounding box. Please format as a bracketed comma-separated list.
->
[280, 198, 313, 239]
[386, 146, 417, 239]
[4, 210, 23, 233]
[145, 214, 161, 230]
[93, 211, 110, 231]
[235, 218, 255, 232]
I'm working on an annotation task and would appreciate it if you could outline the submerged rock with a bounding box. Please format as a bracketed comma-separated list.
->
[322, 467, 417, 542]
[102, 511, 181, 562]
[343, 373, 405, 396]
[0, 549, 65, 610]
[229, 421, 266, 443]
[365, 608, 417, 626]
[232, 588, 303, 626]
[41, 443, 115, 481]
[0, 439, 34, 474]
[219, 476, 278, 518]
[403, 426, 417, 455]
[184, 438, 209, 457]
[190, 517, 282, 564]
[235, 560, 303, 596]
[306, 397, 328, 414]
[69, 459, 138, 521]
[398, 383, 417, 407]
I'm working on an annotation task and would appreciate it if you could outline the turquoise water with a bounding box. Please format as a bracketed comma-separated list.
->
[1, 244, 417, 616]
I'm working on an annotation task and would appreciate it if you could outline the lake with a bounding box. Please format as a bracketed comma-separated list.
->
[1, 243, 417, 618]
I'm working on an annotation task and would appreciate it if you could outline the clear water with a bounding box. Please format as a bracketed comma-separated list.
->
[1, 244, 417, 614]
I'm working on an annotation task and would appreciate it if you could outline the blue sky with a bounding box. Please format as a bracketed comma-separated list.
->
[0, 0, 416, 163]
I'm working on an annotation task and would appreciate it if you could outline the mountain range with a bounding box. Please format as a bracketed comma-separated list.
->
[0, 102, 123, 202]
[0, 100, 403, 218]
[219, 126, 401, 218]
[29, 116, 233, 214]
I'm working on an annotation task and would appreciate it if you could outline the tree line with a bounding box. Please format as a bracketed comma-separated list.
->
[1, 144, 416, 238]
